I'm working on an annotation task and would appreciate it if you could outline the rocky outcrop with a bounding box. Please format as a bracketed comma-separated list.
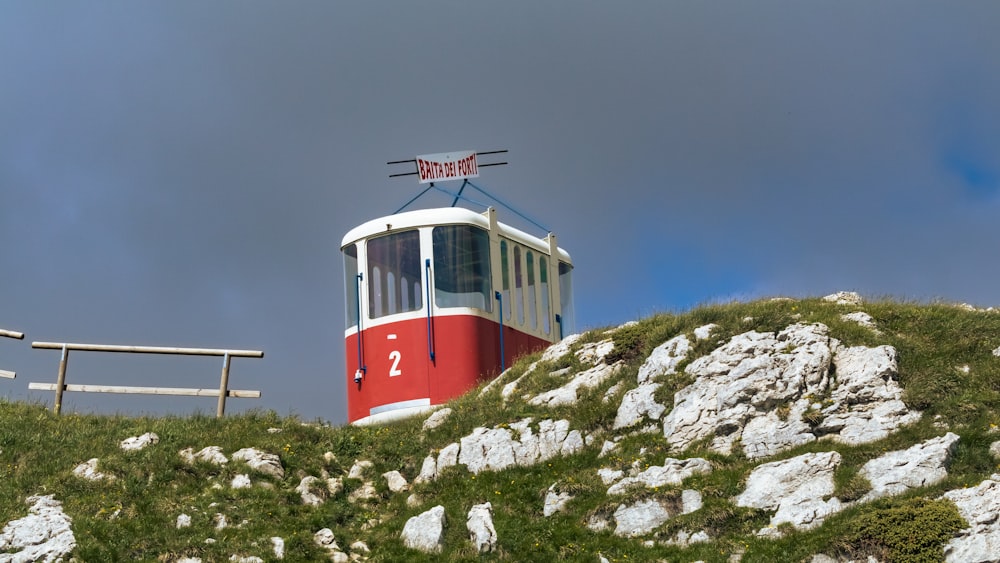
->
[232, 448, 284, 479]
[420, 418, 586, 479]
[859, 433, 959, 502]
[401, 505, 446, 553]
[528, 362, 622, 407]
[613, 499, 672, 537]
[636, 334, 691, 384]
[942, 475, 1000, 562]
[0, 495, 76, 563]
[605, 457, 712, 495]
[736, 451, 843, 536]
[660, 323, 919, 459]
[613, 383, 666, 430]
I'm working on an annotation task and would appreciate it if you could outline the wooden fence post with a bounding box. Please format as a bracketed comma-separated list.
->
[54, 345, 69, 415]
[217, 352, 231, 418]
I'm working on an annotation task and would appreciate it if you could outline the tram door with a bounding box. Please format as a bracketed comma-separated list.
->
[356, 229, 433, 420]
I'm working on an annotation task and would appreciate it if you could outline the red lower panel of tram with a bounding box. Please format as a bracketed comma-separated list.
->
[345, 315, 550, 424]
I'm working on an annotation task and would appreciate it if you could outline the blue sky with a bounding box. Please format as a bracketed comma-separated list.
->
[2, 2, 999, 424]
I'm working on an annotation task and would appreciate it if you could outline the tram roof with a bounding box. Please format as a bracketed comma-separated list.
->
[340, 207, 572, 264]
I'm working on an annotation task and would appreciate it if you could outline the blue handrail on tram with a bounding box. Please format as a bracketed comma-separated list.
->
[495, 291, 505, 373]
[425, 259, 435, 362]
[354, 273, 366, 383]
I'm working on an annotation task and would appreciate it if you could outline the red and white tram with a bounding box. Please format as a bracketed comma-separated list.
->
[342, 206, 574, 425]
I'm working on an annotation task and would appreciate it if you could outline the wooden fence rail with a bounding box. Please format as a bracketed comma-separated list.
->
[29, 341, 263, 417]
[1, 328, 24, 379]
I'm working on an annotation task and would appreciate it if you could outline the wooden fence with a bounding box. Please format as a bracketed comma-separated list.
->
[0, 329, 24, 379]
[28, 342, 263, 417]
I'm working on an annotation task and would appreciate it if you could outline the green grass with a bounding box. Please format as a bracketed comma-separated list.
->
[1, 297, 999, 561]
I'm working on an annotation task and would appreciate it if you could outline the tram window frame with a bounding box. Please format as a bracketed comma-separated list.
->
[526, 250, 537, 329]
[514, 246, 525, 326]
[540, 255, 550, 334]
[366, 230, 423, 320]
[343, 243, 359, 329]
[432, 225, 493, 313]
[500, 240, 512, 320]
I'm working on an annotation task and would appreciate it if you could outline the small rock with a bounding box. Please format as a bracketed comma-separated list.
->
[993, 346, 1000, 358]
[406, 494, 422, 507]
[681, 489, 703, 514]
[214, 513, 227, 530]
[614, 499, 671, 537]
[348, 482, 378, 503]
[990, 441, 1000, 459]
[296, 476, 324, 506]
[120, 432, 159, 451]
[466, 502, 497, 553]
[232, 448, 285, 479]
[348, 460, 373, 479]
[350, 540, 370, 554]
[842, 312, 879, 332]
[543, 484, 573, 517]
[270, 537, 285, 560]
[179, 446, 228, 466]
[382, 470, 409, 493]
[176, 513, 191, 529]
[231, 474, 251, 489]
[823, 291, 863, 305]
[694, 323, 717, 340]
[72, 458, 114, 482]
[422, 408, 452, 431]
[267, 427, 282, 433]
[401, 505, 446, 553]
[230, 556, 263, 563]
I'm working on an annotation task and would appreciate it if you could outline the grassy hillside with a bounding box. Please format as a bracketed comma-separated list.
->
[2, 298, 999, 562]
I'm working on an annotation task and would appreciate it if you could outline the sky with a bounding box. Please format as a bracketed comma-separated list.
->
[2, 2, 999, 424]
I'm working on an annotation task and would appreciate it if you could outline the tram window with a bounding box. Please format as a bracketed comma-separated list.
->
[343, 244, 359, 328]
[558, 261, 576, 335]
[540, 256, 550, 334]
[367, 230, 422, 319]
[514, 246, 524, 325]
[500, 240, 512, 320]
[432, 225, 492, 312]
[526, 251, 537, 329]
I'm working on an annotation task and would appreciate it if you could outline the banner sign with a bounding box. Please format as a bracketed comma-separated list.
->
[415, 150, 479, 184]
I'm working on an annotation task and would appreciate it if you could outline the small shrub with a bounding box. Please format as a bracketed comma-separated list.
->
[837, 498, 965, 563]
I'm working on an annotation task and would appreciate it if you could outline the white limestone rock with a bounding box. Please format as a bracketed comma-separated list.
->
[576, 338, 615, 365]
[213, 513, 227, 530]
[613, 383, 666, 430]
[314, 528, 339, 551]
[607, 457, 712, 495]
[348, 460, 373, 479]
[0, 495, 76, 563]
[466, 502, 497, 553]
[540, 333, 583, 363]
[415, 455, 437, 484]
[382, 470, 410, 493]
[993, 346, 1000, 358]
[694, 323, 717, 340]
[823, 291, 863, 305]
[230, 556, 263, 563]
[270, 537, 285, 560]
[528, 362, 622, 407]
[598, 467, 625, 486]
[859, 433, 960, 502]
[296, 476, 324, 506]
[180, 446, 228, 466]
[455, 418, 584, 475]
[544, 484, 573, 517]
[120, 432, 159, 451]
[741, 407, 817, 460]
[401, 505, 446, 553]
[231, 474, 252, 489]
[603, 381, 624, 402]
[437, 442, 460, 473]
[599, 440, 618, 458]
[990, 441, 1000, 459]
[841, 312, 879, 332]
[942, 475, 1000, 563]
[637, 334, 691, 384]
[664, 324, 834, 456]
[613, 499, 671, 537]
[681, 489, 703, 514]
[422, 407, 452, 431]
[72, 458, 115, 481]
[232, 448, 285, 479]
[176, 513, 191, 529]
[347, 481, 378, 503]
[736, 451, 843, 534]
